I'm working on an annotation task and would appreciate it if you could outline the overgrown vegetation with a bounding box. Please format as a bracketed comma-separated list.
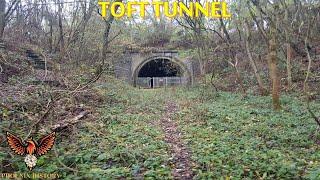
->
[1, 78, 173, 178]
[174, 87, 320, 179]
[0, 0, 319, 179]
[2, 82, 319, 178]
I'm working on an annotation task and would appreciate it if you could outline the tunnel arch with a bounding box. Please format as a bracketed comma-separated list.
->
[132, 56, 192, 87]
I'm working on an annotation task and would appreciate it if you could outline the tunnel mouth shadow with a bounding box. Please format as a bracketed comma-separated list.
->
[138, 58, 183, 78]
[134, 57, 190, 88]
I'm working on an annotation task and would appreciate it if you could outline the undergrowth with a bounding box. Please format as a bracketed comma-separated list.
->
[1, 80, 319, 179]
[173, 87, 320, 179]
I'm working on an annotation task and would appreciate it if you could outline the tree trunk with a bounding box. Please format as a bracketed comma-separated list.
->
[98, 0, 123, 76]
[49, 18, 53, 52]
[101, 0, 122, 65]
[194, 31, 206, 80]
[220, 18, 246, 96]
[101, 19, 114, 66]
[234, 55, 246, 97]
[284, 5, 293, 90]
[244, 21, 268, 95]
[0, 0, 6, 40]
[245, 40, 268, 95]
[77, 0, 95, 62]
[286, 43, 293, 89]
[268, 30, 281, 110]
[219, 19, 231, 42]
[58, 0, 64, 52]
[196, 46, 205, 76]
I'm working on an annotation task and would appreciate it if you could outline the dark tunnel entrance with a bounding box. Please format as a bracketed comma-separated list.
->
[137, 58, 186, 88]
[138, 59, 182, 77]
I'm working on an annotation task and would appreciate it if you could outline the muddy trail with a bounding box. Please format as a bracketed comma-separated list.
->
[159, 101, 194, 179]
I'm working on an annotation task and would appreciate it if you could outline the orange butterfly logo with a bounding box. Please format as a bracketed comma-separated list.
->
[6, 131, 56, 170]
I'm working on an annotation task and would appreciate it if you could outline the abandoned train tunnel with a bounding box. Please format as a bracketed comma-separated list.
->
[136, 58, 189, 88]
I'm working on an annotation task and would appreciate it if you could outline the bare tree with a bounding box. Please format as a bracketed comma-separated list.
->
[175, 0, 208, 77]
[0, 0, 5, 40]
[100, 0, 122, 65]
[244, 20, 268, 95]
[248, 1, 282, 110]
[0, 0, 19, 41]
[268, 26, 281, 110]
[57, 0, 64, 52]
[268, 3, 281, 110]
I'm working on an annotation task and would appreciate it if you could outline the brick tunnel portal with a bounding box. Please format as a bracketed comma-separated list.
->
[114, 51, 194, 88]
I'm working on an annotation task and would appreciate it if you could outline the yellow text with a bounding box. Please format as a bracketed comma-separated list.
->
[98, 1, 231, 19]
